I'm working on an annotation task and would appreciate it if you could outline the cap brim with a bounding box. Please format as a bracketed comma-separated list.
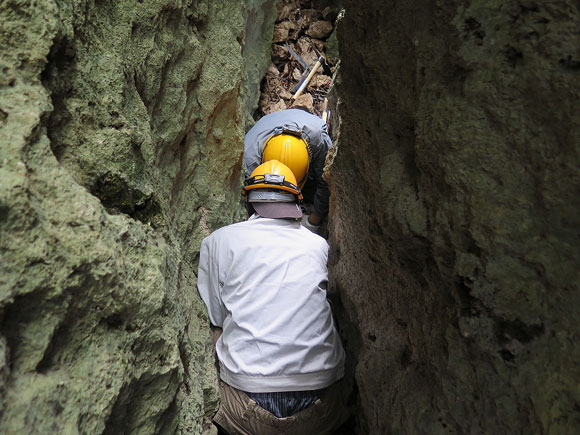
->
[252, 202, 302, 219]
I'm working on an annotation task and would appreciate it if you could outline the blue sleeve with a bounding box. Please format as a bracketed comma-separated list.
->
[303, 122, 331, 217]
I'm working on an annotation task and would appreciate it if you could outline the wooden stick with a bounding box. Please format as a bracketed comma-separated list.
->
[321, 98, 328, 122]
[292, 59, 322, 100]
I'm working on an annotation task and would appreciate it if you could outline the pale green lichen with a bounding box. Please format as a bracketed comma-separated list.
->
[0, 0, 276, 433]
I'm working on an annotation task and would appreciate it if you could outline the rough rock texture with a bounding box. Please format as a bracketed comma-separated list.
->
[255, 0, 339, 119]
[242, 1, 278, 130]
[0, 0, 274, 433]
[328, 1, 580, 433]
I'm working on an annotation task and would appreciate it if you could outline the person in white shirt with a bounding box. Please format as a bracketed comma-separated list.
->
[197, 160, 348, 435]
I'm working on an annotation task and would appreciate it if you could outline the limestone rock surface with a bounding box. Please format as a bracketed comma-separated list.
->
[243, 0, 278, 130]
[0, 0, 275, 433]
[329, 1, 580, 433]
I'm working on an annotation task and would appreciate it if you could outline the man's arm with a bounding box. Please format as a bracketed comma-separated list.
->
[197, 237, 227, 328]
[308, 124, 332, 221]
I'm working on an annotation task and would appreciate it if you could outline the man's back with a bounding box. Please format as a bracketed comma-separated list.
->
[244, 109, 331, 174]
[198, 215, 345, 393]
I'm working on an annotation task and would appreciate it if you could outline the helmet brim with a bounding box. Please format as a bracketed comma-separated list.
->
[252, 202, 302, 219]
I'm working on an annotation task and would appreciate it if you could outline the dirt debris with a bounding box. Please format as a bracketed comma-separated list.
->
[306, 20, 334, 39]
[255, 0, 340, 120]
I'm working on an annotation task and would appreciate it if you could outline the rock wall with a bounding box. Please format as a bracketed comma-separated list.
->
[242, 1, 277, 128]
[0, 0, 274, 433]
[329, 0, 579, 433]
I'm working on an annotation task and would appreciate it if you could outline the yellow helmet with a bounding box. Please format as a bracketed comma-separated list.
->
[261, 133, 311, 188]
[241, 160, 303, 201]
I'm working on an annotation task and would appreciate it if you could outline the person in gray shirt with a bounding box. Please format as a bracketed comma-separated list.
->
[244, 108, 332, 232]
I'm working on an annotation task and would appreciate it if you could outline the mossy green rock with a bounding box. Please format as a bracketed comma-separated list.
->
[329, 0, 580, 433]
[0, 0, 275, 433]
[243, 1, 277, 131]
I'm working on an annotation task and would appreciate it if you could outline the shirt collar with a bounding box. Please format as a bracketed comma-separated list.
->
[248, 213, 301, 227]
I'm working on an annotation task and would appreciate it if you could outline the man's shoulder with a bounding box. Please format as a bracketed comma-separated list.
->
[298, 226, 329, 250]
[257, 109, 322, 127]
[203, 219, 252, 243]
[286, 109, 324, 127]
[204, 217, 327, 243]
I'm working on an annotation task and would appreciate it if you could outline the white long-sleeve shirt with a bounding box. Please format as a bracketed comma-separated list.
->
[197, 215, 345, 392]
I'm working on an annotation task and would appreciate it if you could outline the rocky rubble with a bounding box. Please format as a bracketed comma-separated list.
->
[256, 0, 340, 118]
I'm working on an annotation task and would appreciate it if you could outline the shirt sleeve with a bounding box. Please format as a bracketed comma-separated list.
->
[244, 117, 279, 175]
[304, 122, 332, 217]
[197, 236, 226, 327]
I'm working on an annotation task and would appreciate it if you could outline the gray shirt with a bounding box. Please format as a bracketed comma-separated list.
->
[244, 109, 332, 217]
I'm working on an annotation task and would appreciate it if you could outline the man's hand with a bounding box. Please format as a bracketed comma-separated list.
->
[308, 212, 322, 226]
[301, 213, 321, 233]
